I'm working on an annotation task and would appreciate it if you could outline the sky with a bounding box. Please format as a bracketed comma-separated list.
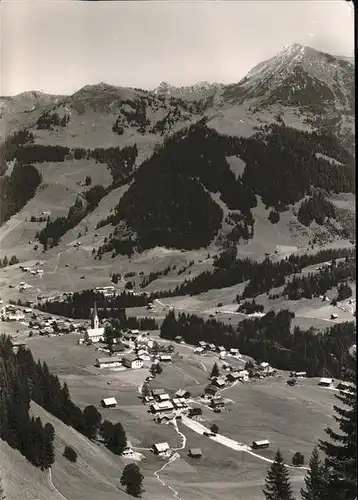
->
[1, 0, 355, 96]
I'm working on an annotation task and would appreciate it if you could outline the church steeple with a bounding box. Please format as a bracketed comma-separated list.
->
[92, 301, 99, 329]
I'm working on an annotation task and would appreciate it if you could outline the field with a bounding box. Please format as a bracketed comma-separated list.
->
[21, 331, 340, 500]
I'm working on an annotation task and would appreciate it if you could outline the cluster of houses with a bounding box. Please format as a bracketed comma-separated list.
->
[145, 388, 191, 421]
[193, 341, 242, 359]
[1, 303, 89, 337]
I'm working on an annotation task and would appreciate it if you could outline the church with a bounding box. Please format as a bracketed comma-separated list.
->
[84, 302, 105, 343]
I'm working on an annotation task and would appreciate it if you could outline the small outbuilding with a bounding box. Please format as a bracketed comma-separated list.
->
[188, 448, 202, 458]
[252, 439, 270, 450]
[175, 389, 191, 399]
[96, 357, 122, 368]
[101, 397, 117, 409]
[159, 354, 172, 363]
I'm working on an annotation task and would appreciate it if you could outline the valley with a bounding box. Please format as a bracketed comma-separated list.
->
[0, 39, 356, 500]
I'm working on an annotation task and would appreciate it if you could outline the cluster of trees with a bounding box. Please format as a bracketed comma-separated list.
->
[282, 257, 356, 300]
[160, 309, 356, 378]
[13, 142, 137, 187]
[237, 124, 354, 207]
[0, 254, 19, 268]
[0, 164, 42, 225]
[96, 121, 354, 253]
[153, 247, 354, 300]
[109, 121, 257, 251]
[97, 235, 136, 258]
[0, 129, 34, 176]
[298, 194, 337, 226]
[237, 299, 264, 314]
[113, 99, 149, 134]
[36, 111, 70, 130]
[139, 265, 172, 288]
[0, 335, 55, 470]
[263, 354, 356, 500]
[89, 144, 138, 186]
[36, 289, 150, 319]
[15, 145, 72, 165]
[12, 341, 129, 455]
[37, 185, 107, 248]
[99, 420, 127, 455]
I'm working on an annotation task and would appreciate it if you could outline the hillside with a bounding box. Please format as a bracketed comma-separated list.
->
[0, 43, 355, 296]
[1, 400, 165, 500]
[0, 91, 64, 141]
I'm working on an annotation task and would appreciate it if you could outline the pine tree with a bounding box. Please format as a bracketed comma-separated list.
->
[210, 362, 220, 379]
[121, 463, 144, 497]
[263, 450, 295, 500]
[301, 446, 326, 500]
[319, 354, 357, 500]
[83, 405, 102, 440]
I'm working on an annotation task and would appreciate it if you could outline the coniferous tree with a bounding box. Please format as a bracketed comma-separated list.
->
[319, 355, 357, 500]
[301, 446, 326, 500]
[120, 463, 144, 497]
[263, 450, 295, 500]
[210, 362, 220, 379]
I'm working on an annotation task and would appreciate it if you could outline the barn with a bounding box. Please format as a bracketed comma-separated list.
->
[101, 397, 117, 409]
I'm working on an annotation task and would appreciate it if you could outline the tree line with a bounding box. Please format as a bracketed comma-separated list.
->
[1, 336, 129, 459]
[281, 256, 356, 301]
[36, 185, 107, 249]
[0, 163, 42, 225]
[160, 309, 356, 378]
[152, 247, 355, 299]
[96, 121, 354, 253]
[298, 193, 337, 226]
[0, 335, 55, 470]
[36, 289, 150, 319]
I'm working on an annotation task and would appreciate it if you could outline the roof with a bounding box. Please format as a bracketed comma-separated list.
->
[153, 442, 170, 452]
[320, 378, 333, 384]
[122, 354, 140, 363]
[253, 439, 270, 446]
[260, 362, 270, 368]
[189, 448, 202, 455]
[97, 357, 121, 364]
[158, 393, 170, 400]
[87, 327, 104, 336]
[102, 397, 117, 406]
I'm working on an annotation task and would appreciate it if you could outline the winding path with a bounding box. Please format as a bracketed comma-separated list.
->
[152, 418, 187, 500]
[48, 468, 68, 500]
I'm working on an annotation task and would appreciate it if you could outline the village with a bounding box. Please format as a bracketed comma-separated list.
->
[0, 296, 349, 476]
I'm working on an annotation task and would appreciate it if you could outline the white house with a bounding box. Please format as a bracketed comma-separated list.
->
[229, 348, 239, 355]
[319, 378, 334, 387]
[159, 354, 172, 362]
[96, 357, 122, 368]
[85, 302, 104, 343]
[122, 354, 143, 370]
